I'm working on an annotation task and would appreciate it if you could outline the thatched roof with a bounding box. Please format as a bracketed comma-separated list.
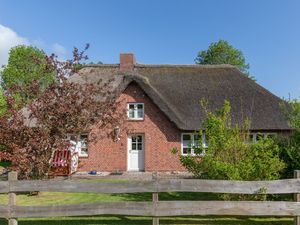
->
[72, 64, 290, 131]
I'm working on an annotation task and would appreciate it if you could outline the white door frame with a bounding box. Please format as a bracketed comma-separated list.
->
[127, 134, 145, 171]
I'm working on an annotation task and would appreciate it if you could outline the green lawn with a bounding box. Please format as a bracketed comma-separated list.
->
[0, 180, 294, 225]
[0, 191, 220, 205]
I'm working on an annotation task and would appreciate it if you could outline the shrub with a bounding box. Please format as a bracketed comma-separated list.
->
[179, 100, 285, 181]
[277, 100, 300, 178]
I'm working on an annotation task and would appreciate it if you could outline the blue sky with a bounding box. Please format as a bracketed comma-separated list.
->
[0, 0, 300, 99]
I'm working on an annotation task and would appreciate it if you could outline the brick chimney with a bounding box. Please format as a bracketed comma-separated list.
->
[120, 53, 136, 72]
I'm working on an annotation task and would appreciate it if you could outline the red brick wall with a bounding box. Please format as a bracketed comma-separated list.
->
[78, 82, 185, 172]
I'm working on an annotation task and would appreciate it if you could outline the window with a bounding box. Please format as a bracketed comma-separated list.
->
[65, 134, 88, 157]
[128, 103, 144, 120]
[78, 134, 88, 157]
[181, 133, 207, 156]
[130, 135, 143, 151]
[249, 133, 276, 143]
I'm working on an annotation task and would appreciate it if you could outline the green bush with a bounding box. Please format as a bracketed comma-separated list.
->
[179, 100, 285, 181]
[276, 100, 300, 178]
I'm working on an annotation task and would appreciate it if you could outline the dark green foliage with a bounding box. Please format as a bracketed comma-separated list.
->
[0, 160, 11, 168]
[1, 45, 55, 103]
[195, 40, 252, 78]
[179, 100, 285, 181]
[0, 89, 6, 116]
[277, 131, 300, 178]
[278, 100, 300, 178]
[281, 99, 300, 129]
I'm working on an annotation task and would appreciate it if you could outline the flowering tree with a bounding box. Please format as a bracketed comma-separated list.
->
[0, 45, 123, 179]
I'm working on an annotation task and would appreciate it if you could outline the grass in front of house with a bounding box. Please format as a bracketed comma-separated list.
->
[0, 179, 294, 225]
[0, 191, 220, 205]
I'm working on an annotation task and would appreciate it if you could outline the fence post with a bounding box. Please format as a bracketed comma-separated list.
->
[294, 170, 300, 225]
[152, 172, 159, 225]
[8, 171, 18, 225]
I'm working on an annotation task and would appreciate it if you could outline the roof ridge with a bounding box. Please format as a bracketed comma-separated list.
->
[83, 64, 119, 68]
[83, 63, 236, 69]
[135, 63, 236, 68]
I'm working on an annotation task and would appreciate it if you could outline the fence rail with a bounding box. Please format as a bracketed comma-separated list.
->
[1, 178, 300, 194]
[0, 171, 300, 225]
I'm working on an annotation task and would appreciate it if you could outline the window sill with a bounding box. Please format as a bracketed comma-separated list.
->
[79, 155, 89, 158]
[181, 154, 205, 157]
[127, 118, 144, 121]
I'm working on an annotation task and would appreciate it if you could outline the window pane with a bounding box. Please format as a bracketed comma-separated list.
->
[194, 134, 200, 147]
[249, 134, 254, 142]
[137, 109, 144, 118]
[132, 143, 137, 150]
[201, 134, 208, 148]
[183, 140, 191, 148]
[81, 142, 87, 148]
[80, 134, 87, 140]
[137, 135, 142, 142]
[131, 136, 136, 142]
[137, 104, 143, 109]
[78, 134, 88, 156]
[194, 134, 200, 141]
[256, 133, 264, 141]
[137, 143, 142, 150]
[183, 147, 191, 154]
[203, 140, 208, 148]
[129, 104, 135, 109]
[128, 109, 134, 118]
[183, 134, 191, 141]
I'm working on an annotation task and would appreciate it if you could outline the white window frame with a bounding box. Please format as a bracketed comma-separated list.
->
[249, 132, 276, 143]
[127, 103, 144, 120]
[65, 134, 89, 157]
[181, 133, 207, 156]
[129, 134, 144, 151]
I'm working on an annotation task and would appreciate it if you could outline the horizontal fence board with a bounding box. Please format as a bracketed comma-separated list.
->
[12, 202, 153, 218]
[10, 201, 300, 218]
[0, 204, 8, 218]
[5, 179, 300, 194]
[157, 179, 300, 194]
[0, 181, 8, 194]
[10, 180, 156, 193]
[155, 201, 300, 216]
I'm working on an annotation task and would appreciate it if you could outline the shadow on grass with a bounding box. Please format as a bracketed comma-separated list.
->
[109, 192, 220, 202]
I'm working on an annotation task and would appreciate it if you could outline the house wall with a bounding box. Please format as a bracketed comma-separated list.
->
[78, 82, 185, 172]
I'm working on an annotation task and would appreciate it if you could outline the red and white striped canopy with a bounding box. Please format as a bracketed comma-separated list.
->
[51, 150, 71, 167]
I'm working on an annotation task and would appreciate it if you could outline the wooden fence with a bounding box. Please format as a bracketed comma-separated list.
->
[0, 171, 300, 225]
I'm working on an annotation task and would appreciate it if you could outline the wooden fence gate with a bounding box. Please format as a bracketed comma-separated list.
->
[1, 171, 300, 225]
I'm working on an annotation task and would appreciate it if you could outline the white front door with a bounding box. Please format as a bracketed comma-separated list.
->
[128, 134, 145, 171]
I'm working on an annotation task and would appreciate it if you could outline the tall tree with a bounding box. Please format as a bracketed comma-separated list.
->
[0, 45, 123, 179]
[195, 40, 252, 78]
[1, 45, 55, 103]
